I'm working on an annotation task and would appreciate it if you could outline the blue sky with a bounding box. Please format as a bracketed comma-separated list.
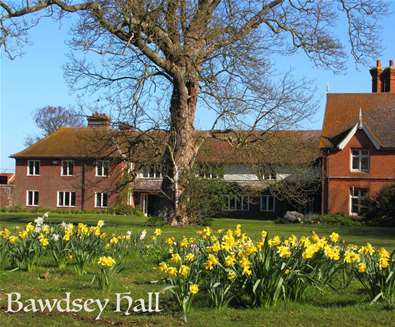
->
[1, 6, 395, 171]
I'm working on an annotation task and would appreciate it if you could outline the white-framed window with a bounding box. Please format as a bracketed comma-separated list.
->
[96, 160, 109, 177]
[197, 164, 223, 179]
[350, 187, 368, 216]
[224, 195, 249, 211]
[263, 172, 277, 180]
[26, 190, 39, 206]
[141, 164, 162, 179]
[260, 194, 275, 212]
[61, 160, 74, 176]
[27, 160, 40, 176]
[351, 149, 369, 172]
[57, 191, 76, 207]
[95, 192, 108, 208]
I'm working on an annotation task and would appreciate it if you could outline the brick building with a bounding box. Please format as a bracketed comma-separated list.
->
[321, 60, 395, 216]
[10, 113, 320, 216]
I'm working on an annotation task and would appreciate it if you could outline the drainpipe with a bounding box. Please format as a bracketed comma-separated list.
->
[81, 160, 85, 211]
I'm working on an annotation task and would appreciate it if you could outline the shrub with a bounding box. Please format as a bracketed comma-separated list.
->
[364, 184, 395, 226]
[304, 214, 362, 226]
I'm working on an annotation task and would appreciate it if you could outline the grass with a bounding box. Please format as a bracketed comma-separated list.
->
[0, 211, 395, 326]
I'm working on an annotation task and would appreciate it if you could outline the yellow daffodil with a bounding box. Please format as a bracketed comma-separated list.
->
[171, 253, 182, 264]
[329, 232, 340, 243]
[98, 256, 116, 268]
[185, 253, 195, 262]
[204, 254, 219, 270]
[189, 284, 199, 295]
[158, 262, 168, 272]
[277, 245, 291, 258]
[179, 265, 190, 278]
[357, 262, 367, 273]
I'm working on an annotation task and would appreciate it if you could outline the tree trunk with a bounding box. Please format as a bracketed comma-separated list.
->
[161, 76, 199, 225]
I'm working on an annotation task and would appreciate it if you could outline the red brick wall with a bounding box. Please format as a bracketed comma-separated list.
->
[0, 185, 15, 207]
[323, 129, 395, 215]
[15, 158, 125, 210]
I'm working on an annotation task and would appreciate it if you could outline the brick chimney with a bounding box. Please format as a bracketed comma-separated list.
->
[87, 112, 111, 128]
[370, 59, 383, 93]
[370, 59, 395, 93]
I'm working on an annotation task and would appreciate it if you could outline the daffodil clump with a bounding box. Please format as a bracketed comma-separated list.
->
[354, 243, 395, 304]
[95, 256, 119, 290]
[0, 215, 158, 275]
[0, 214, 50, 271]
[158, 225, 395, 319]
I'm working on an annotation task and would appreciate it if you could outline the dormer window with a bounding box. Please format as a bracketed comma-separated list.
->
[96, 160, 109, 177]
[61, 160, 74, 176]
[27, 160, 40, 176]
[351, 149, 369, 172]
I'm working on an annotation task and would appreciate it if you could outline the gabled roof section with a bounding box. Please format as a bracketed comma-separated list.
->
[320, 93, 395, 149]
[337, 109, 381, 150]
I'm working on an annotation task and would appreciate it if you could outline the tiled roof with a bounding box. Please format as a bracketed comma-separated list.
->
[320, 93, 395, 149]
[11, 127, 321, 165]
[11, 128, 118, 159]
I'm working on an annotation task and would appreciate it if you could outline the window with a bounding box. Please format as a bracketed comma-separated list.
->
[57, 191, 76, 207]
[27, 160, 40, 176]
[351, 149, 369, 172]
[61, 160, 74, 176]
[197, 164, 223, 179]
[26, 190, 39, 206]
[96, 160, 109, 177]
[141, 164, 162, 178]
[257, 166, 277, 180]
[95, 192, 108, 208]
[260, 195, 275, 212]
[350, 187, 368, 216]
[224, 195, 249, 211]
[263, 172, 277, 180]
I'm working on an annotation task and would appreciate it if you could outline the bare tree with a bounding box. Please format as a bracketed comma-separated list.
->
[24, 106, 84, 146]
[1, 0, 387, 224]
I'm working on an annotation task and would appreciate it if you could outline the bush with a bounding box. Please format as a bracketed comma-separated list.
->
[364, 184, 395, 226]
[304, 214, 362, 226]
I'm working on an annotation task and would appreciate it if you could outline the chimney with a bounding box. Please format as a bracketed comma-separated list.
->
[370, 59, 395, 93]
[387, 59, 395, 93]
[87, 112, 111, 128]
[370, 59, 382, 93]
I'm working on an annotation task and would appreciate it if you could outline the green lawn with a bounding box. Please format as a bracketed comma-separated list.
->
[0, 212, 394, 326]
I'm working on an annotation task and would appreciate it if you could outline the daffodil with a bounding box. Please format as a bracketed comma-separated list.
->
[98, 256, 116, 268]
[189, 284, 199, 295]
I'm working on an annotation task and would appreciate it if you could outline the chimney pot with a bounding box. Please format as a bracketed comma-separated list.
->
[377, 59, 382, 67]
[390, 60, 394, 67]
